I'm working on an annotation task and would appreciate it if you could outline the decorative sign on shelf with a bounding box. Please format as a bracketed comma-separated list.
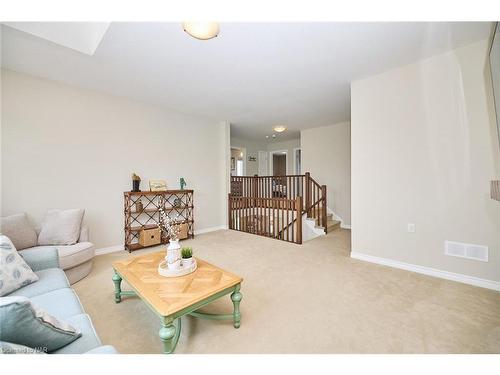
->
[149, 180, 167, 191]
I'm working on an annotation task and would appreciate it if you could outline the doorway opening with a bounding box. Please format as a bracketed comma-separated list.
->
[230, 147, 245, 176]
[269, 150, 288, 176]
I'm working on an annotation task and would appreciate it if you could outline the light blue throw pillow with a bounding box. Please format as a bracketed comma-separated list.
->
[0, 296, 81, 352]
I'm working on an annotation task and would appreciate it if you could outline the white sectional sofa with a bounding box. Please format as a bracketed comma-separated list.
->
[21, 225, 95, 284]
[0, 212, 95, 284]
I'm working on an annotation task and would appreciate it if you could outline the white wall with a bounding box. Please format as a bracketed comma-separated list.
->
[301, 122, 351, 226]
[1, 70, 228, 249]
[351, 39, 500, 283]
[230, 136, 266, 176]
[267, 139, 301, 175]
[230, 136, 300, 176]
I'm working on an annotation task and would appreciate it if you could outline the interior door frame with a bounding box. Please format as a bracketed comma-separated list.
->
[293, 147, 301, 175]
[230, 146, 246, 176]
[258, 150, 268, 176]
[269, 149, 289, 176]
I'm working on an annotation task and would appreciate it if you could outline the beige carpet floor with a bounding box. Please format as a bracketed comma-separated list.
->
[73, 229, 500, 354]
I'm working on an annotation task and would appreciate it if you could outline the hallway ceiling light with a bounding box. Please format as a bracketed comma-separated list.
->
[273, 125, 287, 133]
[182, 22, 219, 40]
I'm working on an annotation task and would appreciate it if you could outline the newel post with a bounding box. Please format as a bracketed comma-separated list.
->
[253, 174, 259, 207]
[321, 185, 327, 233]
[305, 172, 311, 218]
[228, 193, 232, 229]
[296, 196, 303, 244]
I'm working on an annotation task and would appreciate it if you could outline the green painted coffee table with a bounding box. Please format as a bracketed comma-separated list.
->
[112, 252, 243, 353]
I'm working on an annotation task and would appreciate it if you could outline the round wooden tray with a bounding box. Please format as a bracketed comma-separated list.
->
[158, 258, 197, 278]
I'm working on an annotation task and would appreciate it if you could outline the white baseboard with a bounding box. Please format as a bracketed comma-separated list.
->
[350, 251, 500, 291]
[94, 226, 228, 256]
[340, 224, 351, 230]
[195, 225, 228, 235]
[95, 245, 124, 256]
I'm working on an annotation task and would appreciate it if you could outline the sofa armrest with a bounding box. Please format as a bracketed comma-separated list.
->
[79, 225, 89, 243]
[18, 247, 59, 271]
[85, 345, 119, 354]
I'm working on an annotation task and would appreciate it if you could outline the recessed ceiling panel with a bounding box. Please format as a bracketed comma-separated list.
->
[3, 22, 110, 55]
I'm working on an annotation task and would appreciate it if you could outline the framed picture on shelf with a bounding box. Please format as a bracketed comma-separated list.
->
[149, 179, 167, 191]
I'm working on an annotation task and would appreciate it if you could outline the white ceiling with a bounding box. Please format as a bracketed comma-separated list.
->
[1, 22, 492, 141]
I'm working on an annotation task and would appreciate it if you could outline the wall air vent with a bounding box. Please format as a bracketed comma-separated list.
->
[444, 241, 488, 262]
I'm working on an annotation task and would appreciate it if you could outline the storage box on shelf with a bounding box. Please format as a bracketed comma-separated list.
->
[124, 190, 194, 252]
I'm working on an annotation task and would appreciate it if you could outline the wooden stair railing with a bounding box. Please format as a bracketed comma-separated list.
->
[305, 173, 328, 232]
[229, 172, 328, 244]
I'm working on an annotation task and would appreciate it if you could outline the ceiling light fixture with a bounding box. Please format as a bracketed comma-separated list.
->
[273, 125, 287, 133]
[182, 22, 219, 40]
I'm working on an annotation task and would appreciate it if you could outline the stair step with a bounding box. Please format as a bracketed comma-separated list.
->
[327, 220, 341, 231]
[314, 219, 341, 231]
[314, 215, 335, 225]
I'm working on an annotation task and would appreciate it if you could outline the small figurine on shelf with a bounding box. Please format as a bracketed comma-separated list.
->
[135, 200, 143, 212]
[179, 177, 187, 190]
[131, 173, 141, 192]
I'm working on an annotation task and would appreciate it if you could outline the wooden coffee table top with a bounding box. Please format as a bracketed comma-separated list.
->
[112, 251, 242, 317]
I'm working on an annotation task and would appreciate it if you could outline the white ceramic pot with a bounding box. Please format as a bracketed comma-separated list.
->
[166, 239, 181, 269]
[182, 257, 193, 267]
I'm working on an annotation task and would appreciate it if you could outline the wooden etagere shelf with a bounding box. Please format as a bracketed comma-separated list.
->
[124, 190, 194, 252]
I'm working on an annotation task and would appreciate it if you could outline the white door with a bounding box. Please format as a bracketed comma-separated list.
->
[258, 151, 268, 176]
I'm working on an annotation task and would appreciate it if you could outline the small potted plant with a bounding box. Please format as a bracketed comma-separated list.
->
[131, 173, 141, 192]
[181, 247, 193, 267]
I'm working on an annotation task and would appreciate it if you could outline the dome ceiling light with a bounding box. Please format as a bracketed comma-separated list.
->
[266, 125, 287, 140]
[182, 22, 220, 40]
[273, 125, 287, 133]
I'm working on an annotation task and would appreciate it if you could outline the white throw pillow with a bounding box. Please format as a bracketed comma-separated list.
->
[0, 213, 38, 250]
[0, 235, 39, 296]
[37, 209, 85, 246]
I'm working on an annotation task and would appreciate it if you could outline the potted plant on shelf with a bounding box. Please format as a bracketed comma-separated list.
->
[131, 173, 141, 192]
[181, 247, 193, 267]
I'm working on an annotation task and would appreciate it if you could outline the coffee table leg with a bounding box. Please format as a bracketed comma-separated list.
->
[159, 318, 181, 354]
[112, 270, 122, 303]
[231, 284, 242, 328]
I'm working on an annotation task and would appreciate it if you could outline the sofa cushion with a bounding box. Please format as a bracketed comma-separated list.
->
[0, 213, 38, 250]
[0, 235, 39, 296]
[9, 268, 69, 298]
[38, 209, 85, 246]
[18, 247, 59, 272]
[25, 242, 95, 270]
[0, 296, 81, 352]
[30, 288, 84, 319]
[52, 314, 101, 354]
